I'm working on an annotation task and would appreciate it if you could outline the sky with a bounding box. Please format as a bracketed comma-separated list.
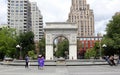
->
[0, 0, 120, 35]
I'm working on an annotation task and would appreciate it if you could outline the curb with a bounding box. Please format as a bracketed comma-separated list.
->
[0, 61, 108, 66]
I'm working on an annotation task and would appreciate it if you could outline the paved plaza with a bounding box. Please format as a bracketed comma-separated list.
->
[0, 65, 120, 75]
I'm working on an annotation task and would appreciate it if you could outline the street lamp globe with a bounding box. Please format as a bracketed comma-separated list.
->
[16, 45, 20, 48]
[102, 44, 107, 48]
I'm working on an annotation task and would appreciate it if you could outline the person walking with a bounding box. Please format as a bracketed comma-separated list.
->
[38, 55, 41, 69]
[25, 55, 29, 68]
[38, 55, 44, 70]
[41, 56, 45, 69]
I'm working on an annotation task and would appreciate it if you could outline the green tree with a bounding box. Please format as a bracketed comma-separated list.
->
[85, 48, 96, 59]
[55, 39, 69, 58]
[93, 41, 101, 57]
[102, 37, 114, 55]
[28, 50, 36, 59]
[0, 27, 17, 60]
[104, 13, 120, 55]
[16, 31, 35, 58]
[77, 40, 82, 58]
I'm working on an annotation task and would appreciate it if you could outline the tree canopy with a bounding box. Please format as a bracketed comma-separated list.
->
[0, 27, 17, 59]
[104, 13, 120, 55]
[55, 39, 69, 58]
[39, 37, 45, 56]
[16, 31, 35, 58]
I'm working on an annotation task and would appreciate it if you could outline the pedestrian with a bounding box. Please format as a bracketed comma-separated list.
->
[103, 56, 111, 65]
[41, 56, 45, 69]
[117, 58, 120, 65]
[38, 55, 44, 70]
[117, 55, 120, 65]
[38, 55, 41, 69]
[109, 55, 116, 66]
[25, 55, 29, 68]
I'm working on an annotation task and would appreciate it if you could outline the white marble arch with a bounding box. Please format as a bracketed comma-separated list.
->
[44, 22, 77, 60]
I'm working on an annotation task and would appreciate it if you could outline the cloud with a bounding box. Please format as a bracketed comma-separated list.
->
[0, 0, 7, 25]
[88, 0, 120, 21]
[95, 19, 109, 35]
[87, 0, 120, 35]
[0, 0, 120, 35]
[35, 0, 71, 22]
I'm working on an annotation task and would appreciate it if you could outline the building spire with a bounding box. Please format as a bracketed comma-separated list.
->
[71, 0, 87, 11]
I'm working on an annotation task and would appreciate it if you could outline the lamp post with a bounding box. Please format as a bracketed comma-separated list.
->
[16, 45, 22, 59]
[99, 43, 107, 59]
[99, 36, 102, 59]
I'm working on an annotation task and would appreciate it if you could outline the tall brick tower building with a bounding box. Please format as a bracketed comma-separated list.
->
[67, 0, 94, 37]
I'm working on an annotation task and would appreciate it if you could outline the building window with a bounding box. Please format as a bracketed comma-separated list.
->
[82, 41, 84, 47]
[86, 41, 88, 48]
[11, 23, 14, 25]
[20, 4, 23, 6]
[20, 13, 23, 15]
[16, 13, 18, 15]
[20, 1, 23, 3]
[80, 38, 82, 40]
[11, 10, 14, 12]
[79, 1, 81, 4]
[11, 1, 14, 3]
[81, 21, 83, 25]
[16, 1, 19, 3]
[24, 26, 26, 28]
[80, 16, 83, 18]
[11, 7, 14, 9]
[20, 10, 23, 12]
[90, 41, 92, 47]
[24, 4, 27, 6]
[20, 20, 23, 22]
[88, 38, 90, 40]
[16, 7, 19, 9]
[16, 4, 19, 6]
[11, 4, 14, 6]
[20, 6, 23, 9]
[16, 10, 19, 12]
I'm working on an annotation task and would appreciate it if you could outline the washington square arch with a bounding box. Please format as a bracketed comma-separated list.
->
[44, 22, 77, 60]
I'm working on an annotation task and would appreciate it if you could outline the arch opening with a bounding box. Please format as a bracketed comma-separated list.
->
[53, 36, 69, 59]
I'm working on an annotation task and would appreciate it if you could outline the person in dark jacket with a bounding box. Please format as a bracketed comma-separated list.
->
[25, 55, 29, 68]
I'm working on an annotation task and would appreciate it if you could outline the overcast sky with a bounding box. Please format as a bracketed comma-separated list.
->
[0, 0, 120, 35]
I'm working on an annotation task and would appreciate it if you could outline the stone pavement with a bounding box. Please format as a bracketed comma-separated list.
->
[0, 65, 120, 75]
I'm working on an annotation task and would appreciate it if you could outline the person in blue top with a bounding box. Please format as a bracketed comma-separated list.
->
[41, 56, 45, 69]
